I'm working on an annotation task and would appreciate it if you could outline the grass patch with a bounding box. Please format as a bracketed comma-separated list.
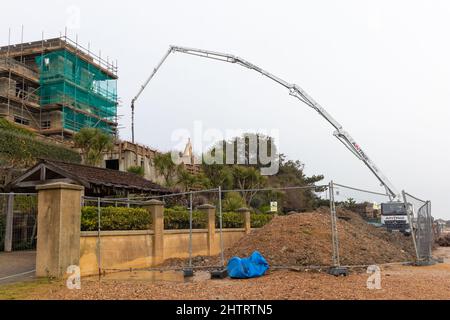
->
[0, 278, 60, 300]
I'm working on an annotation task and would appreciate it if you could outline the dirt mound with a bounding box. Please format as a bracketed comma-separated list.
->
[437, 234, 450, 247]
[224, 207, 415, 266]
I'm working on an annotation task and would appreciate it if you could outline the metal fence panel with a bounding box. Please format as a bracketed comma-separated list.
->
[403, 192, 433, 262]
[416, 201, 433, 261]
[0, 193, 37, 252]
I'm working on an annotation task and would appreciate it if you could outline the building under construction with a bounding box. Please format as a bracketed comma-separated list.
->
[0, 36, 118, 139]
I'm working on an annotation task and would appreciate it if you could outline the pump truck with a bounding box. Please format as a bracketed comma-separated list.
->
[131, 45, 411, 233]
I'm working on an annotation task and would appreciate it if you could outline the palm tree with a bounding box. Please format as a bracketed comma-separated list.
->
[153, 152, 177, 187]
[74, 128, 113, 166]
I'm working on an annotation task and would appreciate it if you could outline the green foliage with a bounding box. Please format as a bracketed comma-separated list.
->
[127, 166, 145, 177]
[74, 127, 113, 166]
[165, 207, 272, 229]
[0, 118, 34, 136]
[13, 195, 37, 212]
[258, 204, 272, 214]
[80, 205, 273, 231]
[176, 166, 198, 191]
[200, 162, 233, 189]
[153, 152, 177, 187]
[0, 128, 81, 167]
[222, 192, 246, 212]
[81, 206, 151, 231]
[344, 198, 357, 210]
[218, 212, 273, 228]
[266, 154, 325, 212]
[199, 133, 325, 212]
[217, 212, 244, 228]
[232, 165, 268, 205]
[164, 207, 208, 229]
[250, 213, 274, 228]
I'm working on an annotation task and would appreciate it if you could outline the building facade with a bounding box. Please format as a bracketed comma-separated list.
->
[0, 36, 118, 140]
[102, 140, 201, 185]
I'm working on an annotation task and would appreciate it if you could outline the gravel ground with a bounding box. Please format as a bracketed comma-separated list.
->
[23, 248, 450, 300]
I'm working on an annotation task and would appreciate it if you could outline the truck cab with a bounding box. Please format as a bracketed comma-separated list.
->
[381, 202, 411, 235]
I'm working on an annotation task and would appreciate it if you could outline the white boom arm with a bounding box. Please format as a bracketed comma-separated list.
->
[131, 45, 400, 199]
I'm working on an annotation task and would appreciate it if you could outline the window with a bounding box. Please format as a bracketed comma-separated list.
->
[41, 120, 51, 130]
[105, 159, 119, 171]
[14, 116, 30, 126]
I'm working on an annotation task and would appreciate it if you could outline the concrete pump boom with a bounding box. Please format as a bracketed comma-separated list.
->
[131, 45, 400, 200]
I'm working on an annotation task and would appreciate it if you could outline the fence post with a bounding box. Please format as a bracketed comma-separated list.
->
[198, 204, 216, 256]
[145, 199, 165, 265]
[35, 183, 84, 278]
[3, 193, 14, 252]
[237, 207, 251, 234]
[402, 190, 419, 261]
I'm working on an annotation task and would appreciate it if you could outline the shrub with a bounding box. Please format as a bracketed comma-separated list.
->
[0, 129, 81, 167]
[222, 192, 245, 212]
[164, 207, 208, 229]
[80, 206, 274, 231]
[81, 206, 151, 231]
[258, 204, 272, 214]
[127, 166, 145, 176]
[251, 213, 274, 228]
[216, 212, 244, 228]
[0, 118, 34, 136]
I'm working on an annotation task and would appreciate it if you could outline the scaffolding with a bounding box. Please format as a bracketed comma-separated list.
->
[0, 31, 118, 139]
[36, 49, 118, 134]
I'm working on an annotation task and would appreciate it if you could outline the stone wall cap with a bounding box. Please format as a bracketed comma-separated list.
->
[36, 182, 84, 191]
[197, 204, 216, 209]
[236, 207, 251, 213]
[145, 199, 164, 205]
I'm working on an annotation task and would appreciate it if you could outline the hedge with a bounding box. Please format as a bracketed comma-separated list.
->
[166, 208, 274, 229]
[164, 207, 208, 229]
[81, 206, 151, 231]
[0, 129, 81, 167]
[80, 206, 274, 231]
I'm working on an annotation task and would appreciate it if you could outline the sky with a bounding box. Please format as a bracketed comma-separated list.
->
[2, 0, 449, 218]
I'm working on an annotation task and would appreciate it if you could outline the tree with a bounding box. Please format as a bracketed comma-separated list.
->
[176, 166, 197, 192]
[176, 166, 212, 191]
[74, 128, 113, 166]
[127, 166, 145, 177]
[344, 198, 357, 210]
[232, 165, 268, 206]
[201, 163, 233, 189]
[153, 152, 177, 187]
[267, 154, 325, 212]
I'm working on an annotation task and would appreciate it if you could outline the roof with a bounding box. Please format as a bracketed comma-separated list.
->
[0, 37, 117, 80]
[8, 159, 170, 195]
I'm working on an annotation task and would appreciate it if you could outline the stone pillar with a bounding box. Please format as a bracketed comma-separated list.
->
[35, 183, 84, 278]
[237, 207, 251, 234]
[145, 199, 165, 265]
[198, 204, 216, 255]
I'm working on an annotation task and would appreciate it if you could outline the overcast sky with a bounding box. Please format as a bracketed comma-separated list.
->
[2, 0, 449, 218]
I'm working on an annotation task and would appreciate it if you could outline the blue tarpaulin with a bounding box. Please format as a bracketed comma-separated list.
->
[226, 251, 269, 279]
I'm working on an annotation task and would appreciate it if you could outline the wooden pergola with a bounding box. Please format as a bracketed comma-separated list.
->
[7, 159, 171, 197]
